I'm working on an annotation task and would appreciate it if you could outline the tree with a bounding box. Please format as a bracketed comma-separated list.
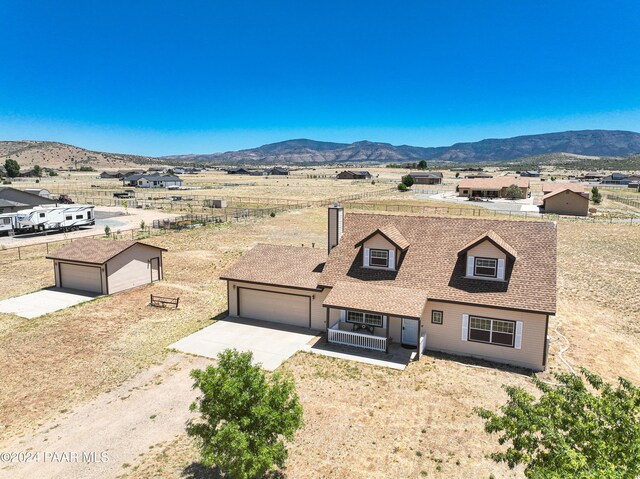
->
[4, 159, 20, 178]
[104, 225, 111, 237]
[417, 160, 428, 170]
[476, 368, 640, 479]
[455, 172, 460, 178]
[187, 349, 303, 479]
[401, 174, 414, 187]
[591, 186, 602, 204]
[33, 165, 42, 177]
[397, 182, 408, 191]
[504, 184, 524, 199]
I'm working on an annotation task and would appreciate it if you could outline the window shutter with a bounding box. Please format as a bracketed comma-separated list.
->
[466, 255, 475, 276]
[388, 249, 395, 269]
[461, 314, 469, 341]
[363, 248, 370, 267]
[339, 310, 346, 322]
[497, 258, 505, 280]
[515, 321, 523, 349]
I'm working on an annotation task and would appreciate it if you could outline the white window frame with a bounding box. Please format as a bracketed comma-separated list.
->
[346, 310, 384, 328]
[474, 257, 498, 278]
[369, 249, 389, 268]
[468, 316, 515, 347]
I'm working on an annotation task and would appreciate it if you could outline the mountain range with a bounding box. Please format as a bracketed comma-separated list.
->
[161, 130, 640, 165]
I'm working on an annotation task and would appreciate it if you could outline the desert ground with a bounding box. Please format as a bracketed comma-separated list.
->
[0, 189, 638, 478]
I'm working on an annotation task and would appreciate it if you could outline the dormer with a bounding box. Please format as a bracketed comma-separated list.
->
[355, 224, 409, 271]
[458, 230, 517, 281]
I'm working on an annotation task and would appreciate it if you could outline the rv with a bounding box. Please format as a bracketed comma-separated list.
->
[0, 213, 17, 236]
[14, 205, 95, 234]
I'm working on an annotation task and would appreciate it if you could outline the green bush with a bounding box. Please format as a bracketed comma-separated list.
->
[397, 183, 408, 191]
[401, 174, 414, 187]
[591, 186, 602, 204]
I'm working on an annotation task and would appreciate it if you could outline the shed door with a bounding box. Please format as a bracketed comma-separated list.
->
[150, 258, 160, 282]
[238, 288, 310, 328]
[401, 318, 419, 346]
[59, 263, 102, 293]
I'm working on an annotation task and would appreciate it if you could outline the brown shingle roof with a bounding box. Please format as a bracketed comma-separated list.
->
[46, 239, 166, 264]
[319, 213, 556, 314]
[323, 281, 427, 319]
[220, 244, 327, 290]
[542, 188, 589, 201]
[542, 183, 585, 194]
[458, 230, 517, 259]
[355, 224, 410, 251]
[458, 177, 530, 190]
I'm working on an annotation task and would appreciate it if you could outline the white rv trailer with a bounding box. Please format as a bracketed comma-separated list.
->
[14, 205, 95, 234]
[0, 213, 17, 236]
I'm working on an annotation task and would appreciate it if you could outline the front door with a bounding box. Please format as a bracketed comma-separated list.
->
[401, 318, 418, 346]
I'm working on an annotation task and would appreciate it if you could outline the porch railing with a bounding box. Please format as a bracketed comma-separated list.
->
[328, 327, 387, 352]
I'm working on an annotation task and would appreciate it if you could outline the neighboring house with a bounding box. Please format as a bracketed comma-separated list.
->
[520, 171, 541, 177]
[0, 187, 56, 213]
[409, 171, 443, 185]
[600, 172, 631, 185]
[336, 170, 372, 180]
[582, 172, 605, 181]
[227, 168, 252, 175]
[221, 205, 557, 371]
[123, 173, 183, 188]
[99, 169, 144, 179]
[464, 173, 493, 179]
[268, 167, 289, 176]
[249, 170, 267, 176]
[46, 239, 167, 294]
[540, 184, 589, 216]
[457, 177, 530, 198]
[24, 188, 51, 198]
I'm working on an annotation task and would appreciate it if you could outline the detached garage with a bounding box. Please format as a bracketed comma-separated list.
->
[46, 238, 167, 295]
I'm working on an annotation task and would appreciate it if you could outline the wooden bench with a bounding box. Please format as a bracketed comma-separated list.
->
[150, 294, 180, 308]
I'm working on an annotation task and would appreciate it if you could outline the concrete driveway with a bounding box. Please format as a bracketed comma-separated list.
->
[169, 317, 320, 370]
[0, 288, 100, 319]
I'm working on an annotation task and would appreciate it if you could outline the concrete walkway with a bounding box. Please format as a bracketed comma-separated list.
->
[169, 317, 319, 370]
[0, 288, 100, 319]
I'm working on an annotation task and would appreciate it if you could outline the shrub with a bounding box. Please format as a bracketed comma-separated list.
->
[270, 211, 276, 217]
[139, 220, 145, 230]
[504, 184, 524, 199]
[397, 183, 408, 192]
[591, 186, 602, 204]
[401, 174, 414, 187]
[187, 349, 303, 479]
[104, 225, 111, 237]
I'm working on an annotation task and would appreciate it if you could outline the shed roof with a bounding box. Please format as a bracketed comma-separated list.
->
[46, 239, 166, 265]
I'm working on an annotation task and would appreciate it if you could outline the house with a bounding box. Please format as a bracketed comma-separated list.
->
[0, 187, 56, 214]
[540, 184, 589, 216]
[123, 173, 183, 188]
[46, 239, 167, 294]
[227, 168, 252, 175]
[520, 171, 541, 177]
[409, 171, 443, 185]
[457, 177, 530, 198]
[268, 167, 289, 176]
[99, 169, 144, 179]
[582, 172, 605, 181]
[600, 173, 631, 185]
[336, 170, 372, 180]
[464, 173, 494, 179]
[220, 205, 557, 371]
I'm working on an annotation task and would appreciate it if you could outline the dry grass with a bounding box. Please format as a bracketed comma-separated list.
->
[1, 205, 638, 478]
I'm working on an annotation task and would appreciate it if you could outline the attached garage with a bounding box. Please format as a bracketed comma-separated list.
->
[238, 287, 311, 328]
[46, 238, 167, 295]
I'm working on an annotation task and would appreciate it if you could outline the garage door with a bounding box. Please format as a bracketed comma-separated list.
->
[59, 262, 103, 293]
[238, 288, 310, 328]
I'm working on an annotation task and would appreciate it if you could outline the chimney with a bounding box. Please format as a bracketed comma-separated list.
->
[327, 203, 344, 252]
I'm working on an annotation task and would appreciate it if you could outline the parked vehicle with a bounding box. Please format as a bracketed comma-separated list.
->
[0, 213, 17, 236]
[14, 205, 95, 234]
[57, 194, 74, 204]
[113, 189, 136, 199]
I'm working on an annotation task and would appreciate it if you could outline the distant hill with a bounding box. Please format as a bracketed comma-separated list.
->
[162, 130, 640, 165]
[0, 141, 156, 170]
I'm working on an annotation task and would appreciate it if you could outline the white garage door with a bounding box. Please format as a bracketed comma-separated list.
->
[59, 263, 102, 293]
[239, 288, 310, 328]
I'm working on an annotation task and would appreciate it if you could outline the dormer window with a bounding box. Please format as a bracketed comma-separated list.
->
[369, 249, 389, 267]
[474, 257, 498, 278]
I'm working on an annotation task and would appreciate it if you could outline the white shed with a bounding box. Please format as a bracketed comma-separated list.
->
[46, 238, 167, 294]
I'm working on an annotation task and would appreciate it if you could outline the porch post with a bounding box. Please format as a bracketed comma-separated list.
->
[325, 307, 330, 344]
[385, 316, 390, 353]
[416, 317, 422, 360]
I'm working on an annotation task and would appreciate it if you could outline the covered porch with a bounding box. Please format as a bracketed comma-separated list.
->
[322, 281, 428, 358]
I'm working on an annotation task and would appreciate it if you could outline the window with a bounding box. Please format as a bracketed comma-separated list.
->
[369, 249, 389, 267]
[474, 257, 497, 277]
[87, 211, 92, 219]
[346, 310, 383, 328]
[431, 310, 443, 325]
[39, 213, 45, 218]
[76, 214, 83, 219]
[468, 316, 514, 347]
[2, 218, 10, 225]
[65, 215, 72, 220]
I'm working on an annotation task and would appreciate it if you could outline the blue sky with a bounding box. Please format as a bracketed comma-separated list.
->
[1, 1, 639, 156]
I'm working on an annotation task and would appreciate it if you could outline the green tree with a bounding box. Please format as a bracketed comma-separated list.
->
[187, 349, 303, 479]
[104, 225, 111, 237]
[397, 182, 408, 191]
[401, 174, 414, 187]
[32, 164, 42, 177]
[4, 159, 20, 178]
[455, 172, 460, 178]
[504, 184, 524, 199]
[417, 160, 428, 170]
[591, 186, 602, 204]
[476, 368, 640, 479]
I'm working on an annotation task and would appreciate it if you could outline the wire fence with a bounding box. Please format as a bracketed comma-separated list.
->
[606, 194, 640, 209]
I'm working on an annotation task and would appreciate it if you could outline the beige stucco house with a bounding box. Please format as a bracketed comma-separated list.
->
[457, 177, 530, 198]
[540, 184, 590, 216]
[221, 206, 556, 371]
[46, 239, 166, 294]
